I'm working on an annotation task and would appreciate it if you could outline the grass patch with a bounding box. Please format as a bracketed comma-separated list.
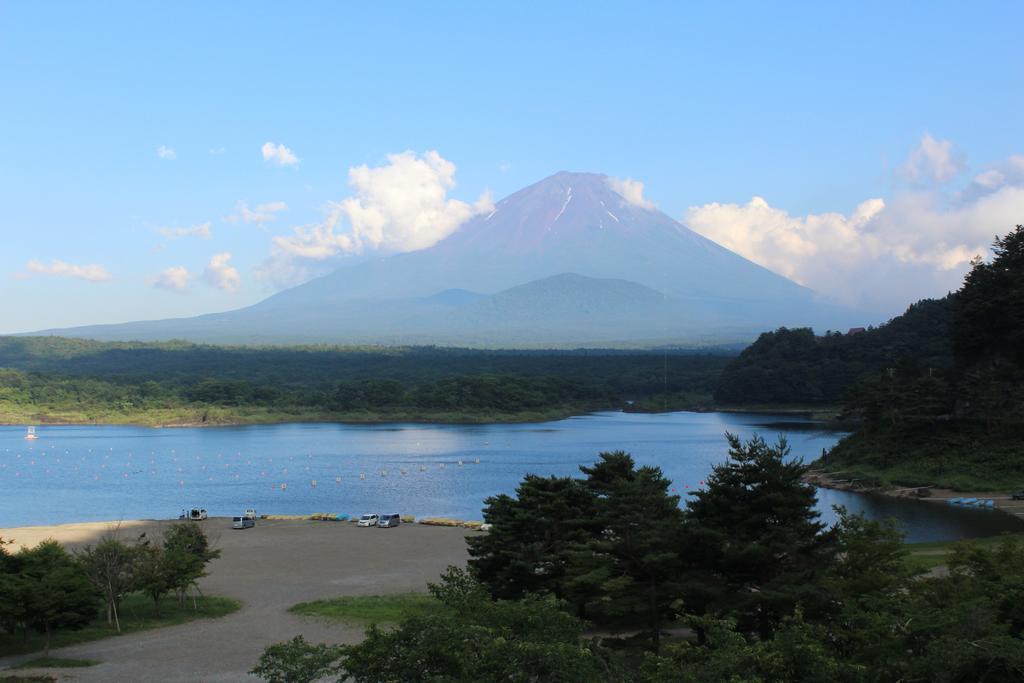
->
[904, 550, 950, 573]
[11, 658, 97, 669]
[0, 676, 56, 683]
[290, 593, 439, 625]
[904, 533, 1024, 572]
[0, 593, 240, 657]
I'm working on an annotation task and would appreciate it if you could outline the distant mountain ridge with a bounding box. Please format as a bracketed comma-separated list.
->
[30, 171, 867, 347]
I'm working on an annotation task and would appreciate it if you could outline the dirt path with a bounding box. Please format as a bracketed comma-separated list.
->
[0, 519, 473, 681]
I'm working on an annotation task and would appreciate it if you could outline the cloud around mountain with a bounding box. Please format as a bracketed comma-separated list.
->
[259, 150, 492, 286]
[605, 176, 656, 210]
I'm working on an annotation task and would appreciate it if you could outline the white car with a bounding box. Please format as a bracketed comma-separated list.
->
[357, 513, 379, 527]
[243, 508, 257, 520]
[181, 508, 207, 521]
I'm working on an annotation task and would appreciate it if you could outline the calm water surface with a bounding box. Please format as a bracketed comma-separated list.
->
[1, 412, 1019, 542]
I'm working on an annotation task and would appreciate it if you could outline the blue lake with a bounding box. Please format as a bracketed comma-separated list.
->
[1, 412, 1019, 542]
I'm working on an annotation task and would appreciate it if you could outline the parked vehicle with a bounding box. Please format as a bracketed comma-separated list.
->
[244, 509, 257, 520]
[179, 508, 208, 521]
[232, 516, 255, 529]
[357, 513, 379, 527]
[1012, 490, 1024, 501]
[377, 513, 401, 528]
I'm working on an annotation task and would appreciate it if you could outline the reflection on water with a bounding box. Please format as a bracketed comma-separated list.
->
[1, 412, 1019, 542]
[815, 488, 1023, 542]
[753, 420, 836, 431]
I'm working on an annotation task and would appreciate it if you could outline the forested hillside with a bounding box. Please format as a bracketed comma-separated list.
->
[713, 297, 953, 405]
[0, 339, 731, 425]
[820, 226, 1024, 489]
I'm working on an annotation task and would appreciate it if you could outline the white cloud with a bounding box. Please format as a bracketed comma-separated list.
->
[268, 222, 355, 261]
[153, 266, 190, 291]
[208, 147, 226, 155]
[203, 252, 240, 292]
[686, 152, 1024, 314]
[606, 176, 657, 210]
[900, 133, 964, 184]
[959, 154, 1024, 202]
[157, 145, 177, 161]
[157, 222, 212, 240]
[335, 150, 493, 252]
[687, 196, 884, 282]
[260, 150, 491, 285]
[261, 142, 299, 167]
[24, 259, 112, 282]
[226, 201, 287, 226]
[973, 169, 1005, 190]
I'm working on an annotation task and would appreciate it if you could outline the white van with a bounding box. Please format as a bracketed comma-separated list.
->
[357, 513, 379, 527]
[377, 513, 401, 528]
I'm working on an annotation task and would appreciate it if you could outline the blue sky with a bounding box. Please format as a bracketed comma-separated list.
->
[2, 1, 1023, 332]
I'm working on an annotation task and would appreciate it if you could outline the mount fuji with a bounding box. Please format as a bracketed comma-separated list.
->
[32, 172, 863, 347]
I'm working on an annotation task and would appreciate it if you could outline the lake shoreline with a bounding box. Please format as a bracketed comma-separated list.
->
[804, 470, 1024, 527]
[0, 517, 483, 552]
[0, 410, 590, 429]
[2, 403, 845, 429]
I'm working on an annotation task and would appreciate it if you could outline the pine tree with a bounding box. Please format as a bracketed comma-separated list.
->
[682, 434, 834, 640]
[467, 475, 598, 615]
[572, 451, 686, 652]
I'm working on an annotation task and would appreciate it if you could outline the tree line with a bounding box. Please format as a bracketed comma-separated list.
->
[0, 339, 732, 390]
[0, 349, 731, 420]
[252, 434, 1024, 681]
[0, 523, 218, 657]
[713, 297, 954, 406]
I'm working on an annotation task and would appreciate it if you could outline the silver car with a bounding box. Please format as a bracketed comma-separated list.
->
[232, 516, 255, 529]
[377, 513, 401, 528]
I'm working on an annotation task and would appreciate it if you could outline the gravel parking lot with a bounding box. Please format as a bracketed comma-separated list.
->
[0, 518, 473, 681]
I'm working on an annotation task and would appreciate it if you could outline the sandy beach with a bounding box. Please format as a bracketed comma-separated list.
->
[0, 518, 474, 681]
